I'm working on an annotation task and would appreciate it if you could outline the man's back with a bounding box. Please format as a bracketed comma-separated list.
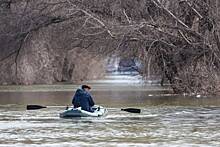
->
[72, 88, 95, 112]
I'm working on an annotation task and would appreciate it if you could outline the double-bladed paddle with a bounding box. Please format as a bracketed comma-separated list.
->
[26, 104, 141, 113]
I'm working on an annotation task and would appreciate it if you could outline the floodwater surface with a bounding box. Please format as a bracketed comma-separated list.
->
[0, 74, 220, 147]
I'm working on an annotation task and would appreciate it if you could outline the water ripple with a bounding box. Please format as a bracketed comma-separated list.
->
[0, 106, 220, 146]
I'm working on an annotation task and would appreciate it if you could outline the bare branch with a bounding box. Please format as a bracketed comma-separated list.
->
[151, 0, 189, 28]
[123, 9, 131, 24]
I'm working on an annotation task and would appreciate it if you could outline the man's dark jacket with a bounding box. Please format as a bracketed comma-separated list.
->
[72, 88, 95, 112]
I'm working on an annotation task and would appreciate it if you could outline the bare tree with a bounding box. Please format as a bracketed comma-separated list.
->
[0, 0, 220, 94]
[65, 0, 220, 94]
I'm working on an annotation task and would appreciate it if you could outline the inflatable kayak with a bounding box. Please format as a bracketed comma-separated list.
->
[60, 105, 107, 118]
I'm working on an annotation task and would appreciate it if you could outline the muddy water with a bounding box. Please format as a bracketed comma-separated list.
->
[0, 74, 220, 147]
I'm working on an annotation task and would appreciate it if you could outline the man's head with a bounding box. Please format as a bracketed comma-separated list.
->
[81, 85, 91, 91]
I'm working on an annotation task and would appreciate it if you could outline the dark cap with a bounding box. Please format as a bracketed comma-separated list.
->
[81, 85, 91, 90]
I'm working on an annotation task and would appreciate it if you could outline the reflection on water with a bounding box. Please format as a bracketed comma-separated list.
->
[0, 73, 220, 146]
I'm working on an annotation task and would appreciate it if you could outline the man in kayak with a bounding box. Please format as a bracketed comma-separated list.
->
[72, 85, 95, 112]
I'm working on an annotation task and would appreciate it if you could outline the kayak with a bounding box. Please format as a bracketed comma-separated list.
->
[59, 105, 108, 118]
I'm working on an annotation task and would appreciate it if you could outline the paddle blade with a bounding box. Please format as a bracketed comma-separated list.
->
[27, 105, 47, 110]
[121, 108, 141, 113]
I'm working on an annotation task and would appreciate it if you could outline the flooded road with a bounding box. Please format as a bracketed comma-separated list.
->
[0, 73, 220, 146]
